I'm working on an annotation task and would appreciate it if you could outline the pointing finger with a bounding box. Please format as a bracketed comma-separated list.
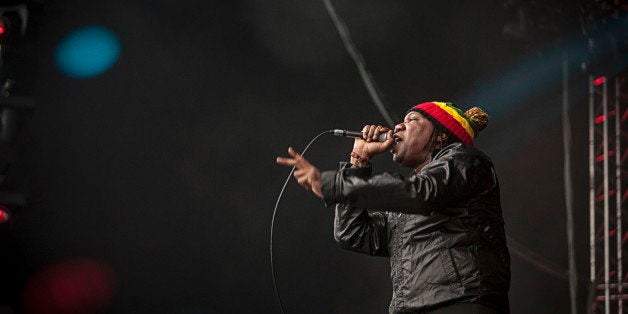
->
[276, 157, 296, 166]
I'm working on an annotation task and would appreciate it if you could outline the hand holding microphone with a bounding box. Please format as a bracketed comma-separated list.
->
[349, 125, 395, 164]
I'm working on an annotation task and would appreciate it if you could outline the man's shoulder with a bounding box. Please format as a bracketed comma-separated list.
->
[436, 142, 494, 165]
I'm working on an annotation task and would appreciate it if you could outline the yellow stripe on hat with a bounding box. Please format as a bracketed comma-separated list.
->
[432, 102, 475, 138]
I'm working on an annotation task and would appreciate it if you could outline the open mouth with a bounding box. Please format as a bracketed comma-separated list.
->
[391, 134, 402, 154]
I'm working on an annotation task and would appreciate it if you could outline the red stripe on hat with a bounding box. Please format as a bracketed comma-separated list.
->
[414, 102, 474, 146]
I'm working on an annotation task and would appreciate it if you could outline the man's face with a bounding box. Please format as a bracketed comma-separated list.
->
[391, 111, 435, 169]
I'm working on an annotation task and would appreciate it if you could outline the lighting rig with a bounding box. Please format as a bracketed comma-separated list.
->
[585, 2, 628, 313]
[0, 3, 36, 229]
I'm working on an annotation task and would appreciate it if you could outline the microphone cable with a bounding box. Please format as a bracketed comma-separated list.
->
[271, 130, 333, 314]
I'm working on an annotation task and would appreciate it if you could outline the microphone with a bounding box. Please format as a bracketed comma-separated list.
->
[332, 129, 388, 142]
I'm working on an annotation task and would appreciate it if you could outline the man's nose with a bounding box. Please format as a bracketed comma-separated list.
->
[394, 123, 405, 133]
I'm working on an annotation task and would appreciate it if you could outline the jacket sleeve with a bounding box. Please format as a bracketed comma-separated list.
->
[320, 147, 497, 214]
[325, 162, 389, 257]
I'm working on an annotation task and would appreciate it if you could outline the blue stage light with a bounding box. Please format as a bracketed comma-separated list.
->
[55, 26, 121, 79]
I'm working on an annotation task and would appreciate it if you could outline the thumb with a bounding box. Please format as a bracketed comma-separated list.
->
[385, 130, 394, 144]
[381, 130, 394, 149]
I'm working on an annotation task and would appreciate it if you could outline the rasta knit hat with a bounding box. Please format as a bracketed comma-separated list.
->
[409, 101, 489, 146]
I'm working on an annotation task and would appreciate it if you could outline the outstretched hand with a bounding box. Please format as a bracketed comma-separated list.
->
[276, 147, 323, 198]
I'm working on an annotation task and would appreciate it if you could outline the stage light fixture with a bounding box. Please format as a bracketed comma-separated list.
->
[0, 204, 9, 224]
[0, 5, 27, 43]
[593, 76, 607, 85]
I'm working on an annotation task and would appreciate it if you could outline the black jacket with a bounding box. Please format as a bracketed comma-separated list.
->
[321, 143, 510, 313]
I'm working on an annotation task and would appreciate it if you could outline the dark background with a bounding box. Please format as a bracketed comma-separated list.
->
[0, 0, 624, 313]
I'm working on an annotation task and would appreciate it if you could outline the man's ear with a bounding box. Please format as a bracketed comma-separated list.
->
[436, 132, 448, 143]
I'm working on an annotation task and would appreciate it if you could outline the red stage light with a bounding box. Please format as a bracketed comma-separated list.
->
[594, 110, 616, 124]
[595, 189, 617, 202]
[595, 150, 615, 162]
[22, 258, 118, 314]
[594, 115, 606, 124]
[0, 209, 8, 223]
[0, 203, 9, 223]
[593, 77, 606, 85]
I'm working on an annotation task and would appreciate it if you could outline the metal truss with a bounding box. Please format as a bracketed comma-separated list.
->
[589, 71, 627, 314]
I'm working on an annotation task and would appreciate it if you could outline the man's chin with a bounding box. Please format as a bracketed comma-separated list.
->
[392, 153, 401, 164]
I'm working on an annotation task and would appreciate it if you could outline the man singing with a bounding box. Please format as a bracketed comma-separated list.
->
[276, 102, 510, 313]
